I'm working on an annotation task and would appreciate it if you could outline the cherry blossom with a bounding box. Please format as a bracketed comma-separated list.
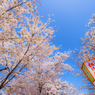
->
[73, 14, 95, 91]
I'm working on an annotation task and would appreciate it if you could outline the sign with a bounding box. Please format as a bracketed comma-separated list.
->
[81, 58, 95, 86]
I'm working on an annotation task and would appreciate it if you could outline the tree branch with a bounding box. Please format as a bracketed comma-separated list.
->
[0, 67, 8, 71]
[2, 0, 28, 15]
[0, 43, 30, 89]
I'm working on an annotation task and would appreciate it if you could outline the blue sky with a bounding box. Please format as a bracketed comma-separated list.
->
[37, 0, 95, 94]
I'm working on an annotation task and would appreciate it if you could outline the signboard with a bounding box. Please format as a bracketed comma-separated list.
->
[81, 58, 95, 86]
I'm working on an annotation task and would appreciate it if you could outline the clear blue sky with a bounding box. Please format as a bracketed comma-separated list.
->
[37, 0, 95, 94]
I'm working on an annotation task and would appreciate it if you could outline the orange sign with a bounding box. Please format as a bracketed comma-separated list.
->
[81, 58, 95, 86]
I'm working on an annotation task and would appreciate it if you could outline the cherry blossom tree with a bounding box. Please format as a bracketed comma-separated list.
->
[0, 0, 57, 90]
[0, 0, 87, 95]
[1, 52, 78, 95]
[73, 14, 95, 92]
